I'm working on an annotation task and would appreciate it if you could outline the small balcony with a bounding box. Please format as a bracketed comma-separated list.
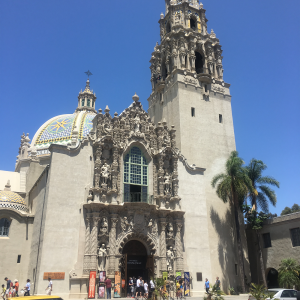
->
[123, 192, 154, 204]
[196, 67, 212, 83]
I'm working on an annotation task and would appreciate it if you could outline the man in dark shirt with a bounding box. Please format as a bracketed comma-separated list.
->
[104, 277, 112, 299]
[215, 277, 221, 291]
[4, 278, 11, 298]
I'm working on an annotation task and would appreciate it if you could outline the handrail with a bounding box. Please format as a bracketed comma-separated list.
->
[123, 192, 154, 204]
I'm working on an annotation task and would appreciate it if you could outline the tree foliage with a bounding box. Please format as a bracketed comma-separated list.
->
[278, 258, 300, 289]
[244, 159, 279, 213]
[281, 204, 300, 216]
[204, 284, 226, 300]
[243, 205, 269, 230]
[249, 283, 273, 300]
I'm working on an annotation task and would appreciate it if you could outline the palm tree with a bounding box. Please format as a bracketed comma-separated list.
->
[245, 159, 279, 213]
[245, 159, 280, 287]
[278, 258, 300, 289]
[211, 151, 253, 293]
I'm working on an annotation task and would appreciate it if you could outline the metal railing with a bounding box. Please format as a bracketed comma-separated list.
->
[123, 193, 154, 204]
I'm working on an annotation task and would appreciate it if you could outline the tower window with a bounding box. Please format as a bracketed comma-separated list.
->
[92, 100, 94, 108]
[17, 255, 21, 263]
[87, 99, 90, 107]
[205, 85, 208, 92]
[195, 52, 203, 74]
[190, 18, 196, 30]
[196, 273, 202, 281]
[0, 218, 10, 237]
[81, 99, 85, 106]
[191, 107, 195, 117]
[235, 264, 238, 276]
[124, 147, 148, 203]
[219, 114, 223, 123]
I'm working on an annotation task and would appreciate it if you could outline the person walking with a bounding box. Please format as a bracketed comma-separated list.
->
[128, 277, 133, 298]
[139, 277, 144, 298]
[14, 280, 19, 297]
[45, 278, 52, 295]
[133, 277, 137, 298]
[105, 276, 112, 299]
[215, 277, 221, 291]
[204, 278, 210, 294]
[149, 279, 155, 300]
[24, 280, 31, 297]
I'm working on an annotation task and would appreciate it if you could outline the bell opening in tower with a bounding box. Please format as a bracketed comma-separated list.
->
[190, 17, 196, 31]
[166, 22, 171, 33]
[195, 51, 204, 74]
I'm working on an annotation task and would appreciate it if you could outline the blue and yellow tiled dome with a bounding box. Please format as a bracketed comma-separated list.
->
[0, 191, 26, 206]
[31, 111, 95, 151]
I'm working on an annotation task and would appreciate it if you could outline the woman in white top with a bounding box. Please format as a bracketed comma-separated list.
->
[143, 282, 148, 299]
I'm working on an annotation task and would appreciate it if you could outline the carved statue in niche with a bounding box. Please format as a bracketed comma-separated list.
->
[134, 114, 141, 133]
[101, 163, 110, 184]
[99, 217, 108, 235]
[98, 243, 107, 270]
[166, 246, 175, 271]
[121, 216, 133, 232]
[164, 171, 172, 195]
[167, 222, 174, 238]
[148, 218, 158, 235]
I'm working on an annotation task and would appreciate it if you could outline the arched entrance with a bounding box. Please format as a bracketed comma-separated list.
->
[122, 240, 154, 296]
[266, 268, 279, 288]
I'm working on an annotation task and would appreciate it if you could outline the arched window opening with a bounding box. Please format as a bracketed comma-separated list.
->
[81, 99, 85, 106]
[195, 52, 204, 74]
[166, 22, 171, 34]
[190, 18, 196, 30]
[0, 218, 10, 237]
[162, 61, 168, 80]
[124, 147, 148, 203]
[92, 100, 94, 108]
[87, 99, 90, 107]
[185, 55, 187, 68]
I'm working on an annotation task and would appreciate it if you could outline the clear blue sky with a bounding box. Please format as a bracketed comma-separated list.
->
[0, 0, 299, 216]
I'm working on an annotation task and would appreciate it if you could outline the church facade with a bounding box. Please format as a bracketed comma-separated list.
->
[0, 1, 250, 298]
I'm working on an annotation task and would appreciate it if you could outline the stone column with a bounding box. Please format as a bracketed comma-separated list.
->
[175, 222, 184, 272]
[160, 219, 167, 272]
[83, 213, 92, 274]
[108, 215, 119, 275]
[90, 213, 100, 271]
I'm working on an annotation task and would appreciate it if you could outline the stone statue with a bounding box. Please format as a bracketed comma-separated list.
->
[167, 222, 174, 238]
[99, 217, 108, 235]
[101, 163, 110, 184]
[134, 114, 141, 133]
[164, 172, 172, 194]
[166, 246, 175, 271]
[98, 243, 107, 270]
[121, 216, 133, 232]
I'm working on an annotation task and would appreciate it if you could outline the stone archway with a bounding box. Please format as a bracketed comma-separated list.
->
[266, 268, 279, 288]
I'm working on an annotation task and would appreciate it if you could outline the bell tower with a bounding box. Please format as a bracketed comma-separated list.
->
[148, 0, 235, 169]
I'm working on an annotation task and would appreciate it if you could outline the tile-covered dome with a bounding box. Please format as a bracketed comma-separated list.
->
[0, 190, 28, 213]
[31, 111, 95, 153]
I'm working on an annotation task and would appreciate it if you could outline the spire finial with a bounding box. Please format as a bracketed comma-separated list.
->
[85, 70, 93, 78]
[4, 180, 11, 191]
[132, 93, 139, 102]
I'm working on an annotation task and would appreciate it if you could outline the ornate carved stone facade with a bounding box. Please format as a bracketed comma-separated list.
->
[82, 94, 185, 277]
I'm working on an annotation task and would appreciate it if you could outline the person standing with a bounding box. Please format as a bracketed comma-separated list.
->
[45, 278, 52, 295]
[1, 284, 6, 300]
[215, 277, 221, 291]
[14, 280, 19, 297]
[4, 278, 11, 299]
[24, 280, 31, 297]
[144, 281, 148, 299]
[149, 279, 155, 300]
[105, 276, 112, 299]
[204, 278, 210, 294]
[128, 277, 133, 298]
[139, 277, 144, 298]
[133, 277, 137, 298]
[136, 277, 141, 298]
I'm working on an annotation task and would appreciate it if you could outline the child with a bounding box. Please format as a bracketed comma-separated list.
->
[143, 281, 148, 299]
[1, 285, 6, 300]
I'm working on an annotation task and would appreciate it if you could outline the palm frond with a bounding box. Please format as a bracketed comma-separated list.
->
[216, 176, 232, 203]
[257, 176, 280, 188]
[259, 185, 277, 207]
[257, 192, 269, 213]
[211, 173, 226, 188]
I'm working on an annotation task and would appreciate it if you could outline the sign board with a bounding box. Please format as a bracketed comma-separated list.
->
[184, 272, 190, 296]
[88, 271, 97, 299]
[162, 272, 168, 281]
[99, 286, 105, 298]
[99, 271, 106, 283]
[176, 272, 182, 281]
[114, 271, 121, 298]
[43, 272, 65, 280]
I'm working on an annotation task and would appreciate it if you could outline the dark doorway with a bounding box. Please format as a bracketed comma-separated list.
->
[267, 268, 279, 288]
[122, 240, 153, 297]
[195, 52, 204, 74]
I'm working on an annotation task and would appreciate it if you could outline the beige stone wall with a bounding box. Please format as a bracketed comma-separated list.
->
[0, 210, 34, 289]
[247, 213, 300, 285]
[33, 142, 94, 297]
